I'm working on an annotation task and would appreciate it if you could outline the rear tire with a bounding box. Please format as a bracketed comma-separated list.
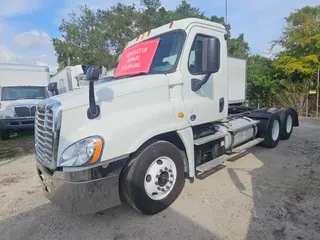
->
[278, 109, 293, 140]
[261, 114, 280, 148]
[0, 130, 10, 141]
[120, 140, 185, 215]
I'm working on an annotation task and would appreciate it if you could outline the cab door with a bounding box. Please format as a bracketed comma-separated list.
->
[180, 25, 228, 126]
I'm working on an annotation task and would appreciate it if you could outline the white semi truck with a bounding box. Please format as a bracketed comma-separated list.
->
[49, 65, 113, 95]
[49, 65, 87, 95]
[0, 64, 50, 140]
[35, 18, 298, 215]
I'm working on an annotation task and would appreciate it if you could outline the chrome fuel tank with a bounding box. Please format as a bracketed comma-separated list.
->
[214, 117, 258, 151]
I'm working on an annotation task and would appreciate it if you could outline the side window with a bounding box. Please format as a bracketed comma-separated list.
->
[188, 35, 219, 75]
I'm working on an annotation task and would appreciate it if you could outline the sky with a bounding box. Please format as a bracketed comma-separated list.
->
[0, 0, 319, 73]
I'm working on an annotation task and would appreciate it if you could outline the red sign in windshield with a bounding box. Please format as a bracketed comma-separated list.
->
[114, 38, 160, 78]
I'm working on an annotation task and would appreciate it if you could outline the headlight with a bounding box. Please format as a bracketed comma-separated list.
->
[0, 115, 12, 119]
[60, 136, 103, 167]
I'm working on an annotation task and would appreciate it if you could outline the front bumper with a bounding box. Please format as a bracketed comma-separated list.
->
[36, 158, 127, 214]
[0, 117, 34, 131]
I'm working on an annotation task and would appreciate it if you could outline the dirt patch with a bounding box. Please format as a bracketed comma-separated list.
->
[0, 119, 320, 240]
[0, 175, 21, 186]
[0, 133, 34, 160]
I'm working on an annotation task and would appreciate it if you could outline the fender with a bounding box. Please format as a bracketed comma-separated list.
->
[177, 127, 195, 178]
[265, 107, 299, 127]
[57, 81, 190, 166]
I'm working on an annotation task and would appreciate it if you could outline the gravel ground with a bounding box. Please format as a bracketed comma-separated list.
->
[0, 119, 319, 240]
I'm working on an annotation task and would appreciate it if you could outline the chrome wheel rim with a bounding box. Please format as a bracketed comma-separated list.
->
[272, 120, 280, 141]
[286, 115, 292, 133]
[144, 156, 177, 201]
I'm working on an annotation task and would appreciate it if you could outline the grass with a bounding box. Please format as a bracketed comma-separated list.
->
[0, 133, 35, 161]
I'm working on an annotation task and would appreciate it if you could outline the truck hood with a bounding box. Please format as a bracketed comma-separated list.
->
[1, 99, 44, 111]
[52, 74, 169, 111]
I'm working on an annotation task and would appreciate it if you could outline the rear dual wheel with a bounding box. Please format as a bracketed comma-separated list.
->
[278, 108, 293, 140]
[261, 114, 281, 148]
[120, 140, 185, 215]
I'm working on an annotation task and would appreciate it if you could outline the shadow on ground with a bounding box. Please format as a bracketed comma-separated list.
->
[229, 119, 320, 239]
[1, 119, 320, 240]
[0, 202, 222, 240]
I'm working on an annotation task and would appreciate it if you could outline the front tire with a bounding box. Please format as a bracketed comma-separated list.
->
[0, 130, 10, 141]
[120, 140, 185, 215]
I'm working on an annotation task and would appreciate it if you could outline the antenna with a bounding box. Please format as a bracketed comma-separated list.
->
[225, 0, 228, 24]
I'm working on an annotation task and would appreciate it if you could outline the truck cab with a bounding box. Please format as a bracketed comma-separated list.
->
[35, 18, 298, 215]
[0, 64, 50, 140]
[0, 85, 49, 140]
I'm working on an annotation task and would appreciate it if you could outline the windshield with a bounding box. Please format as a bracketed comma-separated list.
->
[149, 31, 184, 73]
[1, 86, 47, 101]
[115, 31, 185, 78]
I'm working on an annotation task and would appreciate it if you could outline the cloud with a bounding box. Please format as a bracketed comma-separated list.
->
[13, 31, 52, 50]
[0, 44, 21, 63]
[0, 30, 57, 73]
[0, 41, 57, 73]
[33, 54, 58, 74]
[0, 0, 57, 73]
[0, 0, 42, 18]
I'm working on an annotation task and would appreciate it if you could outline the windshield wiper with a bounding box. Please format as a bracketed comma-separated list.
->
[24, 97, 44, 99]
[114, 72, 148, 80]
[5, 97, 19, 100]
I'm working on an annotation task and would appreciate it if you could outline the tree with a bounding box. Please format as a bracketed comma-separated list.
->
[273, 6, 320, 83]
[53, 1, 250, 69]
[246, 55, 276, 106]
[272, 5, 320, 115]
[53, 4, 140, 69]
[138, 0, 172, 31]
[228, 34, 250, 58]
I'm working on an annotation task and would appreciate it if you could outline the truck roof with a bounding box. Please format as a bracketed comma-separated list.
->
[0, 63, 49, 72]
[126, 18, 226, 49]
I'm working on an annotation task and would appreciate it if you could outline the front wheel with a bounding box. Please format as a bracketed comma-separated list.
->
[120, 140, 185, 215]
[0, 130, 10, 141]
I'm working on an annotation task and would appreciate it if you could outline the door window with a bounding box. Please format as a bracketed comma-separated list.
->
[188, 35, 220, 75]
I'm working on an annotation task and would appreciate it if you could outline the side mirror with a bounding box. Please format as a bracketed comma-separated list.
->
[191, 37, 221, 92]
[202, 37, 220, 74]
[86, 66, 101, 119]
[86, 66, 101, 81]
[48, 82, 58, 96]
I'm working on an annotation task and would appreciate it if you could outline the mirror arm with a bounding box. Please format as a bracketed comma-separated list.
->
[87, 80, 100, 119]
[191, 73, 212, 92]
[201, 73, 211, 86]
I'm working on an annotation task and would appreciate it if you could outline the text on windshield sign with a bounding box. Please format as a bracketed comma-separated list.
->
[114, 38, 160, 77]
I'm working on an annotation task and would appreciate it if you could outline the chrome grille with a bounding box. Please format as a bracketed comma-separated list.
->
[30, 106, 36, 116]
[35, 99, 61, 168]
[14, 106, 36, 117]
